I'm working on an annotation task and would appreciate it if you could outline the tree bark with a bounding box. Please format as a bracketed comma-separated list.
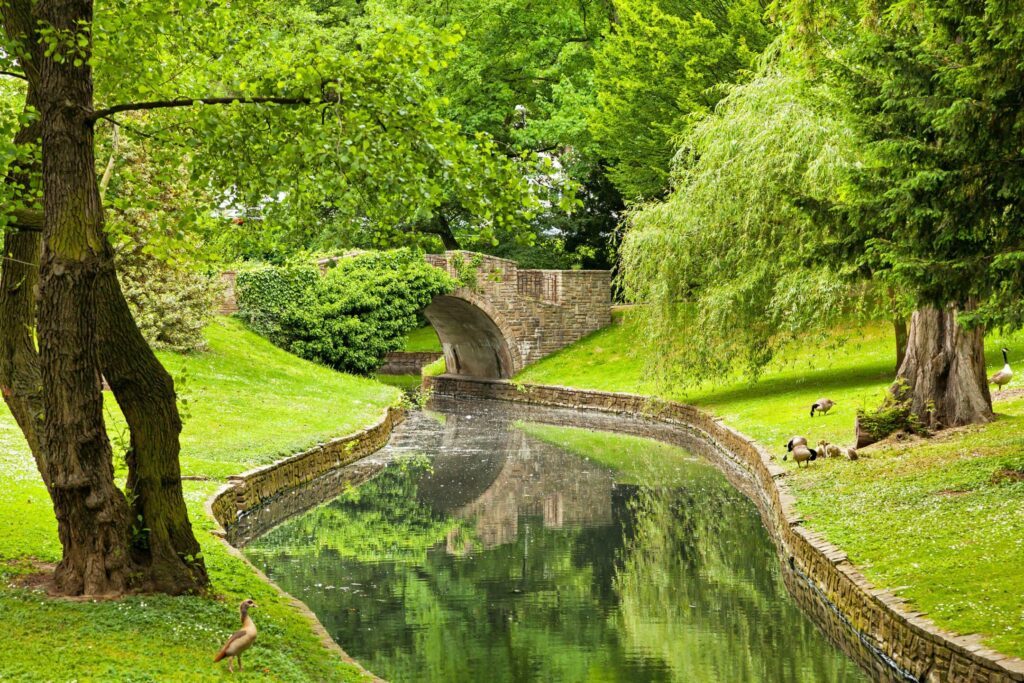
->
[893, 316, 908, 371]
[893, 305, 992, 429]
[434, 213, 461, 250]
[96, 248, 209, 593]
[34, 0, 134, 595]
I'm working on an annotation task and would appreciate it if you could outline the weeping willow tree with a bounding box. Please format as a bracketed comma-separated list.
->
[624, 2, 1024, 430]
[619, 72, 872, 388]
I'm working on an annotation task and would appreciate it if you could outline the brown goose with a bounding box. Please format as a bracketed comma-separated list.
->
[783, 444, 818, 467]
[810, 398, 835, 417]
[214, 599, 258, 673]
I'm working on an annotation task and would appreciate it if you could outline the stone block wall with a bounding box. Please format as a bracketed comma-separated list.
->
[424, 375, 1024, 683]
[378, 351, 443, 376]
[425, 251, 611, 374]
[218, 271, 238, 314]
[208, 406, 404, 541]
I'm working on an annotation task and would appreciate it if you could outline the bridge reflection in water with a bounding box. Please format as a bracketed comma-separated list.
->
[245, 399, 871, 683]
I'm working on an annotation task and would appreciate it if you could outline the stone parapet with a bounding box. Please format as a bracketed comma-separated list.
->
[424, 375, 1024, 683]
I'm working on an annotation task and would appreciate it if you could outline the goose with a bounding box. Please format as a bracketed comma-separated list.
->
[810, 398, 835, 417]
[215, 599, 258, 673]
[783, 444, 818, 467]
[785, 436, 807, 452]
[989, 348, 1013, 392]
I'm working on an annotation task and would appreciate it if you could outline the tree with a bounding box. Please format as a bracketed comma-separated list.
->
[0, 0, 555, 596]
[783, 0, 1024, 427]
[623, 2, 1024, 429]
[589, 0, 774, 200]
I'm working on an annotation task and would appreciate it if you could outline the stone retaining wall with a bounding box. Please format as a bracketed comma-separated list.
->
[377, 351, 442, 376]
[425, 375, 1024, 683]
[208, 405, 404, 541]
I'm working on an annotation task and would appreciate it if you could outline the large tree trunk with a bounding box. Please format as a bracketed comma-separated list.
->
[34, 0, 135, 595]
[894, 305, 992, 429]
[3, 0, 209, 596]
[96, 251, 209, 593]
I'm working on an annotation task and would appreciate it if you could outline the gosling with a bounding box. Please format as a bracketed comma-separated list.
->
[214, 598, 258, 673]
[810, 398, 835, 417]
[818, 440, 858, 460]
[783, 443, 818, 467]
[989, 348, 1013, 392]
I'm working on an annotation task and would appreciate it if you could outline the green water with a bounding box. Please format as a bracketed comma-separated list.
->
[246, 402, 868, 682]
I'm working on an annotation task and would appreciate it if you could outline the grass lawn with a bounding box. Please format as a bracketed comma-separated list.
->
[517, 310, 1024, 658]
[402, 325, 442, 353]
[0, 317, 401, 681]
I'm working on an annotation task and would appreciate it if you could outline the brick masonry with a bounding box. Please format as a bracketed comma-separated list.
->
[423, 251, 611, 378]
[378, 351, 443, 376]
[424, 375, 1024, 683]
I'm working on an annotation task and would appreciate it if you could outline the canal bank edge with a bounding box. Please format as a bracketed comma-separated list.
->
[205, 404, 405, 683]
[425, 374, 1024, 683]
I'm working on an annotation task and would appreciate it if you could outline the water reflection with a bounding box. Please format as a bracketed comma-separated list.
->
[246, 402, 867, 682]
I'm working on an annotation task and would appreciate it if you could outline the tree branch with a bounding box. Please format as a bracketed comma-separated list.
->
[0, 70, 27, 80]
[88, 94, 337, 122]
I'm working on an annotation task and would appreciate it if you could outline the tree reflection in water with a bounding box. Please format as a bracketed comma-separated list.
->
[246, 407, 866, 683]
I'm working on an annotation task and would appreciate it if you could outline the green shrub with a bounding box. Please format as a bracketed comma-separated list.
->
[117, 247, 221, 353]
[235, 264, 320, 344]
[237, 251, 454, 375]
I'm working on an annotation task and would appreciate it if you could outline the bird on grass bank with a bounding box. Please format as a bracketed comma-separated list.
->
[989, 348, 1013, 392]
[783, 443, 817, 467]
[785, 436, 807, 452]
[215, 598, 258, 673]
[810, 398, 835, 417]
[818, 440, 858, 461]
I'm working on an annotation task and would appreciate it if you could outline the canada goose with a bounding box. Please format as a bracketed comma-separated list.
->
[785, 436, 807, 452]
[818, 440, 858, 460]
[810, 398, 835, 417]
[989, 348, 1013, 392]
[783, 444, 818, 467]
[215, 599, 258, 673]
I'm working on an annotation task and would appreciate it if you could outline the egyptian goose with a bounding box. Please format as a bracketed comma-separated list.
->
[214, 598, 258, 673]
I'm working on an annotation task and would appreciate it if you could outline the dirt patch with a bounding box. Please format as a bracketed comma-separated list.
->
[990, 467, 1024, 485]
[992, 387, 1024, 402]
[6, 558, 58, 594]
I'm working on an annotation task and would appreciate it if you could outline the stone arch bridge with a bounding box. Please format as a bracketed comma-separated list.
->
[422, 252, 611, 378]
[219, 251, 611, 379]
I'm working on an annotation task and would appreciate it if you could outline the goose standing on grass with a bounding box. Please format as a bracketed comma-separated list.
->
[786, 436, 807, 452]
[810, 398, 835, 417]
[783, 443, 818, 467]
[215, 599, 258, 673]
[989, 348, 1013, 392]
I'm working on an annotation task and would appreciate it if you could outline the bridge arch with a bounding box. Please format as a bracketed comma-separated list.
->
[423, 290, 522, 379]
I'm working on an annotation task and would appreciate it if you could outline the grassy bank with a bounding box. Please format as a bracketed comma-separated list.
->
[0, 317, 401, 681]
[516, 310, 1024, 657]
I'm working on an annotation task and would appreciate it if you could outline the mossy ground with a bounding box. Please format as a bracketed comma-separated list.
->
[0, 317, 400, 681]
[517, 310, 1024, 657]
